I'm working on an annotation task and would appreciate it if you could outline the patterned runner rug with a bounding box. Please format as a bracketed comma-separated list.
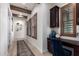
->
[17, 40, 34, 56]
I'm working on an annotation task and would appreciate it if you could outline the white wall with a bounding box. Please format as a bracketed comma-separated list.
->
[26, 4, 44, 53]
[0, 3, 10, 56]
[26, 4, 51, 53]
[13, 17, 26, 40]
[42, 4, 51, 52]
[8, 6, 14, 47]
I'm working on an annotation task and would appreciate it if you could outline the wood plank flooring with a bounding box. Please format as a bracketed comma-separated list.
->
[9, 39, 52, 56]
[24, 39, 52, 56]
[17, 40, 34, 56]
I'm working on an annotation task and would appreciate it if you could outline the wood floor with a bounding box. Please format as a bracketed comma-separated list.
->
[8, 40, 17, 56]
[17, 40, 34, 56]
[8, 39, 52, 56]
[24, 39, 52, 56]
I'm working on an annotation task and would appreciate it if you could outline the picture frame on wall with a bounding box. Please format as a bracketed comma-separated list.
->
[27, 19, 31, 36]
[27, 13, 37, 39]
[31, 13, 37, 39]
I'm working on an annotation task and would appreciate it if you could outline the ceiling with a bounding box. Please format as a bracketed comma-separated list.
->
[10, 3, 39, 18]
[11, 3, 65, 18]
[10, 3, 39, 11]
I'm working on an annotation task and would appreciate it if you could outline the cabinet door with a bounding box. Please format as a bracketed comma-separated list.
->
[47, 38, 52, 53]
[61, 3, 76, 37]
[50, 8, 56, 27]
[76, 3, 79, 25]
[56, 7, 59, 27]
[50, 6, 59, 28]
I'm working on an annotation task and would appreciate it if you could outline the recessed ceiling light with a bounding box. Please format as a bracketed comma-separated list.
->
[22, 3, 26, 5]
[18, 15, 23, 17]
[18, 13, 23, 17]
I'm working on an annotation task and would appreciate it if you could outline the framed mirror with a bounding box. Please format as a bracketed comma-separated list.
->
[61, 3, 76, 37]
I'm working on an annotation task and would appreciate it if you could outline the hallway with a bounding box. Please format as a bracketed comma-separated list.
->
[6, 3, 53, 56]
[1, 3, 79, 56]
[9, 39, 52, 56]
